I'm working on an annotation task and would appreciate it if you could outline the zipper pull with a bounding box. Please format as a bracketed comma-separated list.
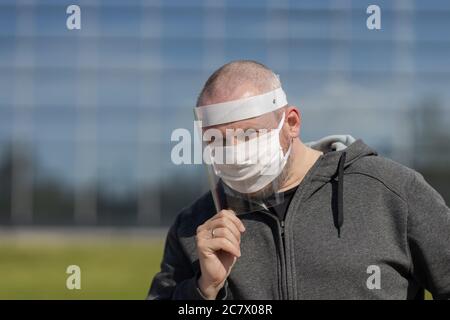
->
[280, 220, 285, 237]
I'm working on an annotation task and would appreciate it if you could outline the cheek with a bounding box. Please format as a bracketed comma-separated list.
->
[279, 130, 291, 152]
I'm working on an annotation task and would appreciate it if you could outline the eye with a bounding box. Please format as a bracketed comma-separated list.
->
[205, 136, 216, 145]
[211, 137, 228, 147]
[244, 129, 258, 141]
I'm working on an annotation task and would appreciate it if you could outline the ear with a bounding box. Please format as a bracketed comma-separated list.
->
[284, 106, 301, 138]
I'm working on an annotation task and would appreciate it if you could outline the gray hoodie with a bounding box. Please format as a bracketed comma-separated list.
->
[148, 136, 450, 300]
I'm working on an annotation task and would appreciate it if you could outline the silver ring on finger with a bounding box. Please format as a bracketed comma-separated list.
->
[211, 228, 216, 238]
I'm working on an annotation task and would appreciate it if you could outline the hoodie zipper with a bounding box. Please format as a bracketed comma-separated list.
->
[279, 219, 289, 299]
[262, 156, 324, 300]
[257, 209, 289, 299]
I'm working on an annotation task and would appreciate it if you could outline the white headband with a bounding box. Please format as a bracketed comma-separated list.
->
[194, 87, 288, 127]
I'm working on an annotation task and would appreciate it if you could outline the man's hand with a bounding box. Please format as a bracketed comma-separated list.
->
[195, 209, 245, 299]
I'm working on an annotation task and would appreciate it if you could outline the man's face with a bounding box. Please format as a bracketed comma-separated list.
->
[203, 109, 292, 151]
[202, 109, 293, 199]
[200, 86, 288, 148]
[197, 86, 301, 197]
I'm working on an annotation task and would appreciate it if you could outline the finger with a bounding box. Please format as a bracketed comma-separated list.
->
[210, 227, 240, 247]
[210, 211, 245, 235]
[196, 225, 239, 246]
[215, 210, 246, 232]
[206, 217, 241, 242]
[205, 237, 241, 257]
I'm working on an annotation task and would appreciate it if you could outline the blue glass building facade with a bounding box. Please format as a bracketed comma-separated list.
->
[0, 0, 449, 226]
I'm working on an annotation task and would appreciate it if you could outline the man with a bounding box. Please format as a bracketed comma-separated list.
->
[148, 60, 450, 299]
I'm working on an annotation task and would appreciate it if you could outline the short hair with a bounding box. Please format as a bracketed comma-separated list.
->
[196, 60, 281, 107]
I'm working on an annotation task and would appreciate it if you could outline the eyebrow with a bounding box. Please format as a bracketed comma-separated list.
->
[232, 119, 273, 131]
[241, 121, 274, 131]
[237, 126, 259, 131]
[225, 126, 267, 134]
[214, 116, 274, 133]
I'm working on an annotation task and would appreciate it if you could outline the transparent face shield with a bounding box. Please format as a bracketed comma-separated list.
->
[194, 88, 292, 215]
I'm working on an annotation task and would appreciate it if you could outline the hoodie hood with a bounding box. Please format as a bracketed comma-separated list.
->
[304, 134, 378, 236]
[305, 134, 378, 181]
[306, 134, 357, 152]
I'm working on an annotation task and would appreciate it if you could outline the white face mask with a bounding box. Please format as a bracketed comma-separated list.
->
[208, 112, 292, 194]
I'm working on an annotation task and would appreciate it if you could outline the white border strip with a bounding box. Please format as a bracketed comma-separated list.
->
[194, 87, 288, 127]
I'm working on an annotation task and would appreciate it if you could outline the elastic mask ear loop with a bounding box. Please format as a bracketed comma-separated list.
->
[277, 111, 286, 131]
[278, 111, 293, 157]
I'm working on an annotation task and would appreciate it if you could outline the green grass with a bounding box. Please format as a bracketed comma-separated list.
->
[0, 235, 433, 300]
[0, 237, 164, 299]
